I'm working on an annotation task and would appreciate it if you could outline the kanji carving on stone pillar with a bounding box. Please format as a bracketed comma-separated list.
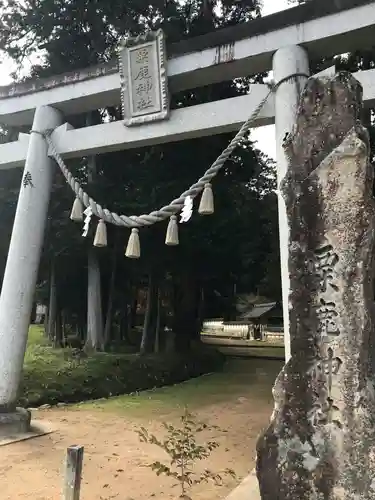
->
[256, 73, 375, 499]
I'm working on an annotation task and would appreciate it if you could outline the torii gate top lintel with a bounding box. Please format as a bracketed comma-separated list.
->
[0, 0, 374, 126]
[0, 0, 374, 169]
[0, 0, 374, 171]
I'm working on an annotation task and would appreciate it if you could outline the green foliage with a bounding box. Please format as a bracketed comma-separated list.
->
[137, 409, 235, 499]
[19, 327, 224, 407]
[0, 0, 261, 76]
[0, 168, 22, 287]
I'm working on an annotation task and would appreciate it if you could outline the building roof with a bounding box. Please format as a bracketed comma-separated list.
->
[244, 302, 279, 320]
[246, 302, 275, 319]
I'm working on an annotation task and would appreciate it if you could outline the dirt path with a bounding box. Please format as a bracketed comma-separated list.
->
[0, 359, 280, 500]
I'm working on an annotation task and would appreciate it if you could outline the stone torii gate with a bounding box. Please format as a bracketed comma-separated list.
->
[0, 0, 374, 448]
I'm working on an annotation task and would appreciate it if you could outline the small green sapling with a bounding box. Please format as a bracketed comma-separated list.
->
[137, 408, 235, 499]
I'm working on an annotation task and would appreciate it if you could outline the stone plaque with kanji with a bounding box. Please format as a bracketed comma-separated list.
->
[118, 29, 169, 126]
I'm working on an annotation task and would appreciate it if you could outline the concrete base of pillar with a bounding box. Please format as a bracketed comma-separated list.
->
[0, 408, 31, 438]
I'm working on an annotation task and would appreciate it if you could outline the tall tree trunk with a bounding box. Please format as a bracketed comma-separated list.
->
[121, 290, 132, 345]
[120, 288, 136, 346]
[54, 308, 63, 347]
[120, 285, 138, 345]
[140, 274, 153, 354]
[129, 289, 138, 332]
[196, 286, 205, 337]
[140, 272, 158, 354]
[173, 268, 200, 353]
[78, 321, 85, 343]
[119, 311, 125, 344]
[86, 248, 104, 350]
[154, 288, 161, 354]
[85, 112, 103, 350]
[104, 239, 118, 349]
[61, 310, 66, 345]
[43, 306, 49, 337]
[47, 258, 57, 341]
[30, 303, 37, 324]
[121, 307, 133, 345]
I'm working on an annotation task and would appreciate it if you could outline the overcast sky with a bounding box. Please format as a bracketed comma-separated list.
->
[0, 0, 291, 159]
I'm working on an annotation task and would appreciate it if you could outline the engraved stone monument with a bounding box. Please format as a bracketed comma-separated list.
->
[118, 29, 169, 126]
[256, 73, 375, 499]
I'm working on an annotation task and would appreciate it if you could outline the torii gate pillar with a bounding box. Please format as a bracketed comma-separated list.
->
[273, 45, 310, 362]
[0, 105, 62, 433]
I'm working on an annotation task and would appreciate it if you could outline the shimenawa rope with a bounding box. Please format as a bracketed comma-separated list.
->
[40, 73, 308, 230]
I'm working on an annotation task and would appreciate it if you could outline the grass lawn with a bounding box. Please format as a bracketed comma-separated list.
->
[76, 355, 282, 419]
[18, 326, 224, 408]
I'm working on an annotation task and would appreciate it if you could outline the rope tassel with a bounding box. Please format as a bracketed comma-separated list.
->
[70, 197, 84, 222]
[126, 228, 140, 259]
[165, 216, 179, 246]
[93, 220, 107, 248]
[198, 183, 214, 215]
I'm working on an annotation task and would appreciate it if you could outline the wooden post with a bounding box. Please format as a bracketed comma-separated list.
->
[63, 445, 84, 500]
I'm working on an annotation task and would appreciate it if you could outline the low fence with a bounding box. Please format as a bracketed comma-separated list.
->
[202, 319, 284, 343]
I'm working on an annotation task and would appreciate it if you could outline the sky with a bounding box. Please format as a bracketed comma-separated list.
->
[0, 0, 291, 159]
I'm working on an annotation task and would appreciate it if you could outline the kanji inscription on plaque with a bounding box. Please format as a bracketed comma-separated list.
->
[118, 29, 170, 126]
